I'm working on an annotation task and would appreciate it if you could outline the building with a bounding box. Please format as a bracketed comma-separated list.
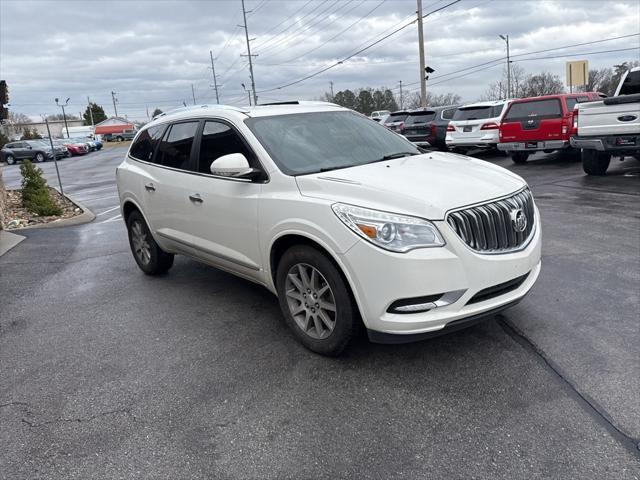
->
[1, 119, 85, 140]
[94, 117, 136, 136]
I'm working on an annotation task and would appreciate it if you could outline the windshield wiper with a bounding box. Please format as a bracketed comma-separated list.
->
[370, 151, 418, 163]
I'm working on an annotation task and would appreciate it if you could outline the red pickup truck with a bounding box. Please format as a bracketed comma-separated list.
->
[497, 92, 605, 164]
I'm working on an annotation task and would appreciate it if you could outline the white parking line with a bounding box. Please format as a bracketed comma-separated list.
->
[78, 194, 119, 202]
[96, 206, 121, 216]
[101, 214, 122, 223]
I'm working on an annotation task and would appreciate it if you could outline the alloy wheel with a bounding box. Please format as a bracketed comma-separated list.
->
[285, 263, 337, 340]
[131, 220, 151, 265]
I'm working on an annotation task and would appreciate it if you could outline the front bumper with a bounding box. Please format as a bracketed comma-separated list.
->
[498, 140, 568, 152]
[570, 135, 639, 152]
[340, 212, 542, 337]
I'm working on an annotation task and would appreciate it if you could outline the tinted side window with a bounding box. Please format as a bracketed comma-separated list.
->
[129, 125, 165, 162]
[197, 121, 255, 174]
[505, 99, 562, 121]
[155, 121, 199, 170]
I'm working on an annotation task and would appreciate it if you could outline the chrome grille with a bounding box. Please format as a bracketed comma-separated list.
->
[447, 189, 535, 253]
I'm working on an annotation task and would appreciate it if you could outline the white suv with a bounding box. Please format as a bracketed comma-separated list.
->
[116, 102, 541, 355]
[446, 100, 511, 152]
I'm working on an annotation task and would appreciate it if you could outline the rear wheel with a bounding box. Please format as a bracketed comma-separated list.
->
[582, 149, 610, 176]
[511, 152, 529, 164]
[126, 210, 174, 275]
[276, 245, 357, 356]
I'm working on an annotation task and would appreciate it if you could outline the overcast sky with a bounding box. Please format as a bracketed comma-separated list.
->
[1, 0, 638, 121]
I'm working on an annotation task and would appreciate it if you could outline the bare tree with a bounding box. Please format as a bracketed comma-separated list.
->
[481, 64, 527, 100]
[8, 111, 31, 124]
[404, 91, 461, 109]
[520, 71, 565, 97]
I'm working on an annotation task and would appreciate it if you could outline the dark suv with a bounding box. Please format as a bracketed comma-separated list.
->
[1, 140, 53, 165]
[402, 106, 458, 150]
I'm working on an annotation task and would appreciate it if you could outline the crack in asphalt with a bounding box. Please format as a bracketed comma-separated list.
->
[1, 401, 136, 428]
[497, 317, 640, 458]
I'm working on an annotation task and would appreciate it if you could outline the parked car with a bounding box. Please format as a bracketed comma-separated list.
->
[72, 137, 102, 151]
[370, 110, 391, 122]
[382, 110, 410, 133]
[116, 102, 541, 355]
[113, 129, 137, 142]
[1, 140, 53, 165]
[402, 105, 458, 149]
[498, 92, 604, 164]
[571, 67, 640, 175]
[28, 139, 68, 159]
[62, 139, 90, 156]
[445, 100, 511, 152]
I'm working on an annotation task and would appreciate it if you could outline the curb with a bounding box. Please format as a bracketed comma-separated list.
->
[0, 230, 26, 257]
[5, 191, 96, 231]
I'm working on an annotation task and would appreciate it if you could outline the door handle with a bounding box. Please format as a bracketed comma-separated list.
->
[189, 193, 203, 204]
[144, 183, 156, 192]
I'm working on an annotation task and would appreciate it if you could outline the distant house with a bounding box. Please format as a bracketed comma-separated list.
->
[94, 117, 136, 135]
[1, 119, 85, 140]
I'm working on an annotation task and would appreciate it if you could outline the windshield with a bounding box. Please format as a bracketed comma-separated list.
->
[405, 112, 436, 125]
[245, 111, 420, 176]
[453, 105, 502, 121]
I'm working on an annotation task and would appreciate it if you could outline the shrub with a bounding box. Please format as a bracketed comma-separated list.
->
[20, 160, 62, 216]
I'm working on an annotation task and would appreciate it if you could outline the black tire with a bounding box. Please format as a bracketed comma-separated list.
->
[276, 245, 358, 356]
[117, 136, 124, 142]
[511, 152, 529, 164]
[582, 149, 610, 176]
[5, 155, 15, 165]
[34, 152, 45, 163]
[126, 210, 174, 275]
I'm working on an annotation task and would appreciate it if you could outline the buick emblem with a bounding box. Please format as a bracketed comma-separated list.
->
[510, 209, 527, 232]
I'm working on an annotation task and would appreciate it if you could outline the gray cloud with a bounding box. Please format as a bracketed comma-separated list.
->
[1, 0, 638, 120]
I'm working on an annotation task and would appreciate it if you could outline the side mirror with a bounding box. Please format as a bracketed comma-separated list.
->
[210, 153, 261, 179]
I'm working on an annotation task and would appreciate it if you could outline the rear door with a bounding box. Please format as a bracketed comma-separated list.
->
[135, 121, 200, 253]
[500, 98, 564, 143]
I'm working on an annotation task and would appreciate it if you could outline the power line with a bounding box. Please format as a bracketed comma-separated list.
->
[256, 0, 461, 94]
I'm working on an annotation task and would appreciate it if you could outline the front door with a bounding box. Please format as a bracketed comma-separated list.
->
[183, 119, 263, 279]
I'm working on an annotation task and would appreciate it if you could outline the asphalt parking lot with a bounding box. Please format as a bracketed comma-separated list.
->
[1, 147, 639, 479]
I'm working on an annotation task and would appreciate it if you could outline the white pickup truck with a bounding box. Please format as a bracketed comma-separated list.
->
[571, 67, 640, 175]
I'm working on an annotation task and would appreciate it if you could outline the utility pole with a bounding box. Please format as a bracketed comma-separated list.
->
[499, 34, 511, 98]
[191, 84, 196, 105]
[241, 83, 252, 106]
[111, 91, 119, 117]
[399, 80, 404, 109]
[417, 0, 427, 107]
[86, 96, 94, 127]
[241, 0, 258, 105]
[210, 50, 221, 104]
[329, 81, 335, 101]
[55, 97, 70, 138]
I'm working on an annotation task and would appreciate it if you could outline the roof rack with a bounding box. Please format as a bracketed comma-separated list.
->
[257, 100, 340, 107]
[153, 104, 249, 120]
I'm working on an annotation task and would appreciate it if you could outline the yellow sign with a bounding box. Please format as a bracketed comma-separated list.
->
[566, 60, 589, 87]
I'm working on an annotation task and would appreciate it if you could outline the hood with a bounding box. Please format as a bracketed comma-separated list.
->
[295, 152, 526, 220]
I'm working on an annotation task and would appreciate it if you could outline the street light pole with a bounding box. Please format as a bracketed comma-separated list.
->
[55, 97, 70, 138]
[44, 118, 64, 197]
[499, 34, 511, 98]
[241, 83, 252, 106]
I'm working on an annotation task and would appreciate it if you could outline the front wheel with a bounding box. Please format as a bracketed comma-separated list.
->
[511, 152, 529, 164]
[276, 245, 358, 356]
[5, 155, 15, 165]
[582, 149, 610, 176]
[126, 210, 174, 275]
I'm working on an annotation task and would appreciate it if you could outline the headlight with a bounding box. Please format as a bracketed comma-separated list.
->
[332, 203, 445, 253]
